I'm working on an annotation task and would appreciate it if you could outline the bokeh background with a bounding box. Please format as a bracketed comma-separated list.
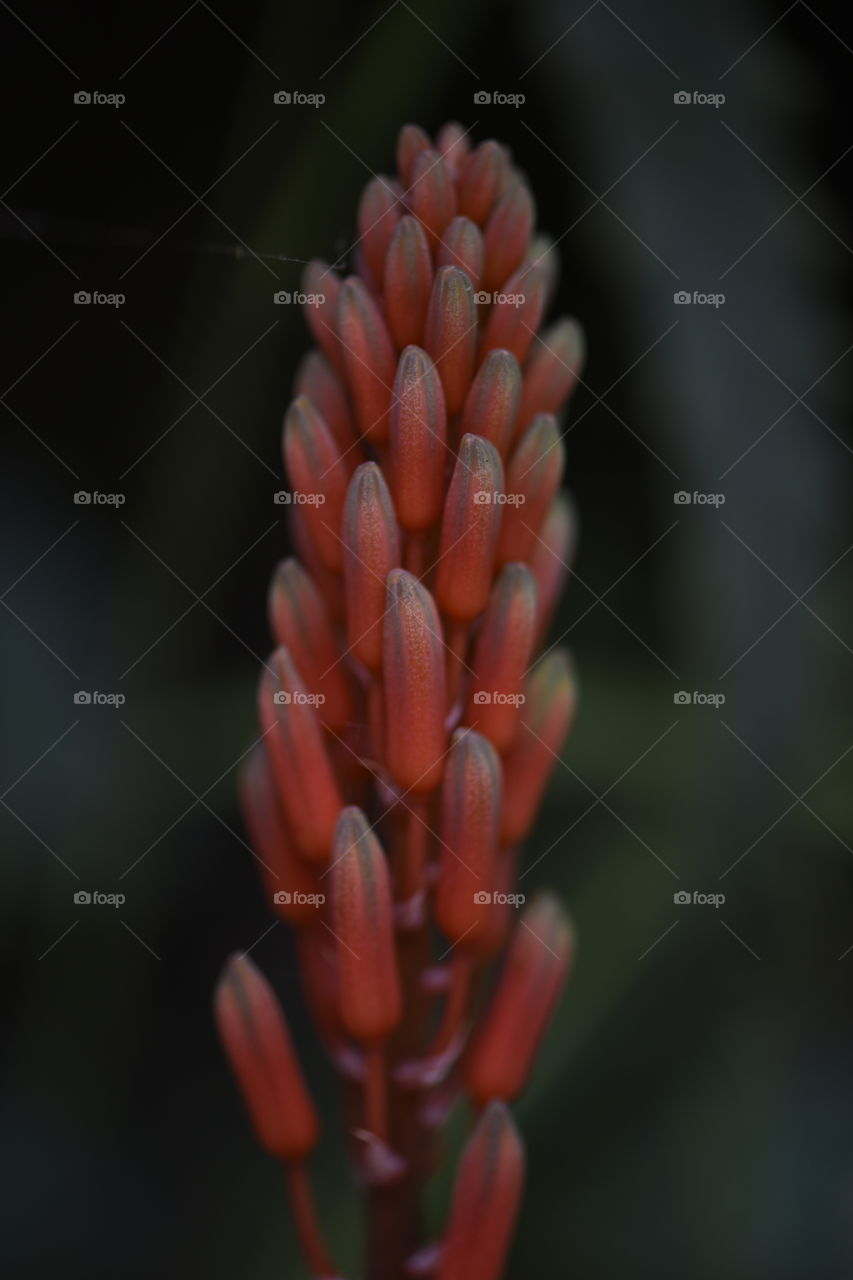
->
[3, 1, 853, 1276]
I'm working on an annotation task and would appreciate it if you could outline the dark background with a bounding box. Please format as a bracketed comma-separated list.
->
[2, 1, 853, 1276]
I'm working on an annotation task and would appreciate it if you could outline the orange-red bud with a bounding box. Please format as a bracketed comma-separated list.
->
[396, 123, 432, 187]
[466, 893, 574, 1103]
[482, 182, 535, 292]
[424, 266, 478, 415]
[341, 462, 401, 672]
[294, 349, 358, 456]
[480, 262, 547, 365]
[330, 807, 402, 1040]
[435, 728, 501, 946]
[459, 348, 521, 458]
[239, 746, 324, 925]
[388, 346, 448, 532]
[214, 953, 319, 1160]
[501, 650, 577, 845]
[336, 276, 396, 443]
[436, 216, 484, 291]
[436, 1100, 524, 1280]
[384, 215, 434, 349]
[464, 563, 538, 752]
[518, 317, 586, 431]
[457, 140, 509, 225]
[259, 647, 343, 862]
[383, 570, 447, 793]
[529, 493, 577, 646]
[496, 414, 565, 565]
[436, 434, 504, 622]
[282, 396, 351, 571]
[268, 558, 354, 729]
[358, 175, 402, 287]
[408, 148, 457, 250]
[436, 121, 470, 177]
[301, 260, 344, 376]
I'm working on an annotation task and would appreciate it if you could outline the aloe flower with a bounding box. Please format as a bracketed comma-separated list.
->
[215, 121, 584, 1280]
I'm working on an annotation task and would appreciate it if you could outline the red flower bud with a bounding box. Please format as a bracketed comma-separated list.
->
[330, 806, 402, 1040]
[384, 215, 434, 349]
[358, 175, 402, 287]
[389, 346, 448, 533]
[466, 893, 574, 1104]
[436, 1100, 525, 1280]
[529, 493, 577, 647]
[383, 570, 447, 794]
[214, 953, 319, 1160]
[457, 140, 509, 225]
[436, 121, 470, 177]
[424, 266, 478, 416]
[336, 276, 396, 443]
[436, 434, 504, 623]
[435, 728, 501, 946]
[517, 317, 586, 431]
[496, 413, 565, 565]
[459, 348, 521, 458]
[482, 182, 535, 292]
[342, 462, 401, 673]
[282, 396, 351, 571]
[301, 260, 344, 376]
[408, 148, 457, 250]
[436, 216, 484, 291]
[294, 349, 359, 456]
[501, 650, 578, 845]
[268, 558, 354, 729]
[239, 746, 324, 925]
[480, 262, 548, 365]
[259, 647, 343, 862]
[464, 563, 538, 752]
[397, 123, 432, 187]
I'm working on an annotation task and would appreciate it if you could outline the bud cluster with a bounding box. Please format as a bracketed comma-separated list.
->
[215, 121, 584, 1280]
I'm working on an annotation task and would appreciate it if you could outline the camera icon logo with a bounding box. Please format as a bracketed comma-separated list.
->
[74, 291, 92, 305]
[673, 290, 691, 304]
[473, 491, 492, 504]
[74, 890, 92, 904]
[673, 490, 691, 504]
[473, 890, 492, 904]
[73, 490, 92, 505]
[273, 91, 292, 104]
[673, 690, 691, 705]
[74, 91, 92, 105]
[473, 690, 491, 704]
[673, 91, 691, 105]
[73, 690, 92, 704]
[473, 91, 492, 105]
[273, 890, 293, 904]
[273, 291, 292, 304]
[474, 290, 491, 304]
[673, 890, 691, 904]
[273, 490, 292, 504]
[273, 690, 292, 705]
